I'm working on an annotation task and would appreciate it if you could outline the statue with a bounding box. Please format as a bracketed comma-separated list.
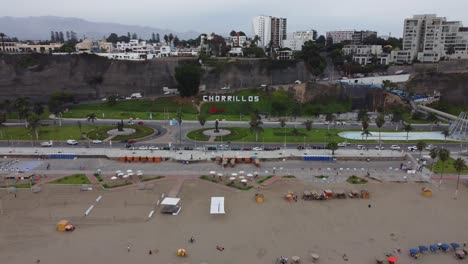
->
[117, 120, 124, 132]
[214, 119, 219, 133]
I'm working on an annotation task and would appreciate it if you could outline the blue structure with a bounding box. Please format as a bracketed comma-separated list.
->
[48, 153, 77, 159]
[303, 155, 333, 161]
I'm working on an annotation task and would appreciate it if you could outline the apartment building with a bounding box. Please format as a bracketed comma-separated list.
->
[326, 30, 354, 44]
[352, 30, 377, 45]
[229, 31, 247, 47]
[252, 15, 287, 48]
[116, 39, 155, 54]
[342, 45, 395, 65]
[398, 14, 468, 63]
[282, 30, 315, 51]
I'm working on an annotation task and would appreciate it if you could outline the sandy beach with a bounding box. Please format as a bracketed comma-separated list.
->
[1, 179, 467, 264]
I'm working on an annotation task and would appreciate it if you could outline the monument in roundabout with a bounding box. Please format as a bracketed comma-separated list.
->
[106, 120, 136, 137]
[202, 119, 231, 138]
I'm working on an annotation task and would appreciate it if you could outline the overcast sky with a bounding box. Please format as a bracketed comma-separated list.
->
[2, 0, 468, 37]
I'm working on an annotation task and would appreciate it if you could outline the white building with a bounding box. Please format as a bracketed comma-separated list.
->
[326, 30, 354, 44]
[116, 39, 155, 54]
[252, 15, 287, 48]
[282, 30, 315, 51]
[342, 45, 395, 65]
[398, 14, 468, 63]
[230, 34, 247, 47]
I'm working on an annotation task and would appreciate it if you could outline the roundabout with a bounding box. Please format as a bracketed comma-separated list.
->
[202, 129, 232, 137]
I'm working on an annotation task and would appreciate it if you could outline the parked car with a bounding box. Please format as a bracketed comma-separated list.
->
[127, 139, 136, 144]
[375, 146, 384, 150]
[297, 146, 306, 150]
[127, 120, 134, 125]
[252, 147, 263, 151]
[195, 146, 205, 151]
[338, 142, 350, 147]
[230, 146, 241, 151]
[40, 141, 53, 147]
[137, 121, 144, 125]
[390, 145, 401, 150]
[241, 147, 252, 151]
[66, 139, 78, 145]
[125, 143, 133, 149]
[357, 145, 365, 150]
[138, 146, 148, 150]
[183, 146, 194, 150]
[407, 146, 417, 151]
[149, 146, 159, 150]
[92, 140, 103, 144]
[162, 146, 171, 150]
[425, 144, 437, 150]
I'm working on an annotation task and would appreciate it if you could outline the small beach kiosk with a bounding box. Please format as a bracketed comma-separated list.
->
[160, 197, 181, 215]
[210, 197, 225, 214]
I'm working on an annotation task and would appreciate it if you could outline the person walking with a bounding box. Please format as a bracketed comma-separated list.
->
[127, 244, 131, 252]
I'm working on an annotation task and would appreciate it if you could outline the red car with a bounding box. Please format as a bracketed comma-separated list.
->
[127, 139, 136, 143]
[137, 121, 144, 125]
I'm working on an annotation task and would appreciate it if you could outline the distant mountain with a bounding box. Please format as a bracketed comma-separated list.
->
[0, 16, 200, 41]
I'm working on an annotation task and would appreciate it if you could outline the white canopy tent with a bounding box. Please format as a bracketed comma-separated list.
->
[161, 197, 181, 215]
[161, 197, 180, 206]
[210, 197, 225, 214]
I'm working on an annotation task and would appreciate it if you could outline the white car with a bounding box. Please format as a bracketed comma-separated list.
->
[195, 147, 205, 151]
[425, 144, 436, 150]
[338, 142, 350, 147]
[149, 146, 159, 150]
[294, 80, 302, 84]
[407, 146, 417, 151]
[220, 86, 231, 90]
[252, 147, 263, 151]
[163, 91, 171, 95]
[357, 145, 365, 150]
[40, 141, 53, 147]
[138, 146, 149, 150]
[66, 139, 78, 145]
[390, 145, 401, 150]
[92, 140, 103, 144]
[375, 146, 384, 150]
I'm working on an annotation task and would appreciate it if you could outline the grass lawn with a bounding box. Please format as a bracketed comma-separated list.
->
[141, 176, 165, 182]
[87, 125, 154, 141]
[1, 183, 36, 188]
[432, 158, 468, 174]
[0, 125, 96, 141]
[49, 174, 91, 184]
[346, 176, 368, 184]
[63, 98, 198, 120]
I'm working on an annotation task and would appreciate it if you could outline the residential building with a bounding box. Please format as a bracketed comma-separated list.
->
[252, 15, 287, 48]
[228, 47, 244, 56]
[229, 31, 247, 47]
[326, 30, 354, 44]
[352, 30, 377, 45]
[342, 45, 395, 65]
[282, 30, 316, 51]
[398, 14, 468, 63]
[116, 39, 155, 54]
[17, 43, 63, 53]
[75, 39, 114, 53]
[276, 50, 293, 60]
[0, 41, 20, 53]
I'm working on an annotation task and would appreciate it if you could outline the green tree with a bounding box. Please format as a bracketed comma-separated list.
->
[429, 148, 438, 171]
[249, 113, 263, 142]
[0, 111, 6, 126]
[279, 118, 286, 128]
[361, 129, 371, 141]
[87, 112, 97, 123]
[14, 97, 31, 126]
[301, 40, 327, 76]
[27, 113, 41, 140]
[325, 113, 335, 130]
[441, 129, 450, 142]
[175, 64, 202, 97]
[107, 95, 117, 106]
[391, 108, 403, 131]
[375, 113, 385, 148]
[403, 123, 412, 142]
[176, 110, 183, 145]
[304, 120, 313, 131]
[327, 142, 338, 155]
[198, 114, 206, 127]
[437, 148, 450, 185]
[454, 158, 466, 198]
[173, 36, 180, 47]
[32, 102, 44, 116]
[416, 141, 427, 160]
[357, 109, 369, 122]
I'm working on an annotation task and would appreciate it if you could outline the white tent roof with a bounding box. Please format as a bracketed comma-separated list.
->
[161, 197, 180, 206]
[210, 197, 225, 214]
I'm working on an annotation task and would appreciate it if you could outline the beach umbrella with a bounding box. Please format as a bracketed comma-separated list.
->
[239, 176, 245, 179]
[451, 243, 460, 249]
[429, 244, 438, 251]
[241, 179, 247, 183]
[247, 173, 253, 177]
[111, 176, 117, 180]
[387, 256, 398, 263]
[127, 169, 133, 173]
[239, 171, 245, 175]
[118, 172, 125, 177]
[418, 245, 428, 252]
[440, 243, 450, 251]
[115, 170, 122, 174]
[210, 171, 216, 175]
[231, 173, 237, 176]
[409, 248, 419, 255]
[137, 172, 143, 176]
[229, 177, 236, 181]
[128, 172, 134, 176]
[123, 174, 129, 178]
[217, 173, 223, 177]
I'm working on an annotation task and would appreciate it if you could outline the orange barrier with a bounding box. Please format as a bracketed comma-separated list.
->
[147, 157, 153, 163]
[141, 157, 147, 162]
[133, 156, 139, 162]
[155, 157, 161, 163]
[119, 157, 126, 162]
[236, 158, 243, 163]
[245, 158, 251, 163]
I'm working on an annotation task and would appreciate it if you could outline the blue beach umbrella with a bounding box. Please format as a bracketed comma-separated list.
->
[429, 245, 438, 251]
[419, 246, 428, 252]
[410, 248, 420, 255]
[440, 243, 450, 251]
[451, 243, 460, 249]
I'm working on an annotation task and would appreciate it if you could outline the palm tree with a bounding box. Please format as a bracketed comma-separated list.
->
[437, 148, 450, 185]
[429, 148, 439, 171]
[375, 114, 385, 149]
[361, 129, 371, 141]
[416, 141, 427, 160]
[279, 118, 286, 128]
[176, 110, 183, 145]
[357, 109, 369, 122]
[327, 142, 338, 155]
[249, 115, 263, 142]
[361, 120, 369, 140]
[304, 120, 313, 131]
[441, 129, 450, 142]
[27, 113, 41, 141]
[197, 114, 206, 127]
[14, 97, 31, 127]
[427, 113, 438, 131]
[403, 123, 412, 142]
[325, 113, 335, 130]
[454, 158, 466, 198]
[0, 33, 6, 53]
[391, 109, 403, 131]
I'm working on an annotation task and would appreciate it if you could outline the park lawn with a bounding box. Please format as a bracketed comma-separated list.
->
[432, 158, 468, 174]
[63, 97, 198, 120]
[49, 174, 91, 184]
[6, 109, 51, 120]
[0, 125, 96, 140]
[86, 125, 154, 140]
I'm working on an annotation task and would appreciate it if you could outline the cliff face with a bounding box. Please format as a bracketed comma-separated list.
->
[0, 54, 313, 100]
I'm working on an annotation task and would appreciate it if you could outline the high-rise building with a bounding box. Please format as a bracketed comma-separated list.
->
[398, 14, 468, 63]
[252, 15, 287, 48]
[325, 30, 354, 44]
[282, 30, 316, 51]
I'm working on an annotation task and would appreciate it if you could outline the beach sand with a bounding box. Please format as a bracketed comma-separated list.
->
[0, 179, 467, 264]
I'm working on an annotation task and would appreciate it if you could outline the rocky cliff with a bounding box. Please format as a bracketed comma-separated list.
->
[0, 54, 313, 100]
